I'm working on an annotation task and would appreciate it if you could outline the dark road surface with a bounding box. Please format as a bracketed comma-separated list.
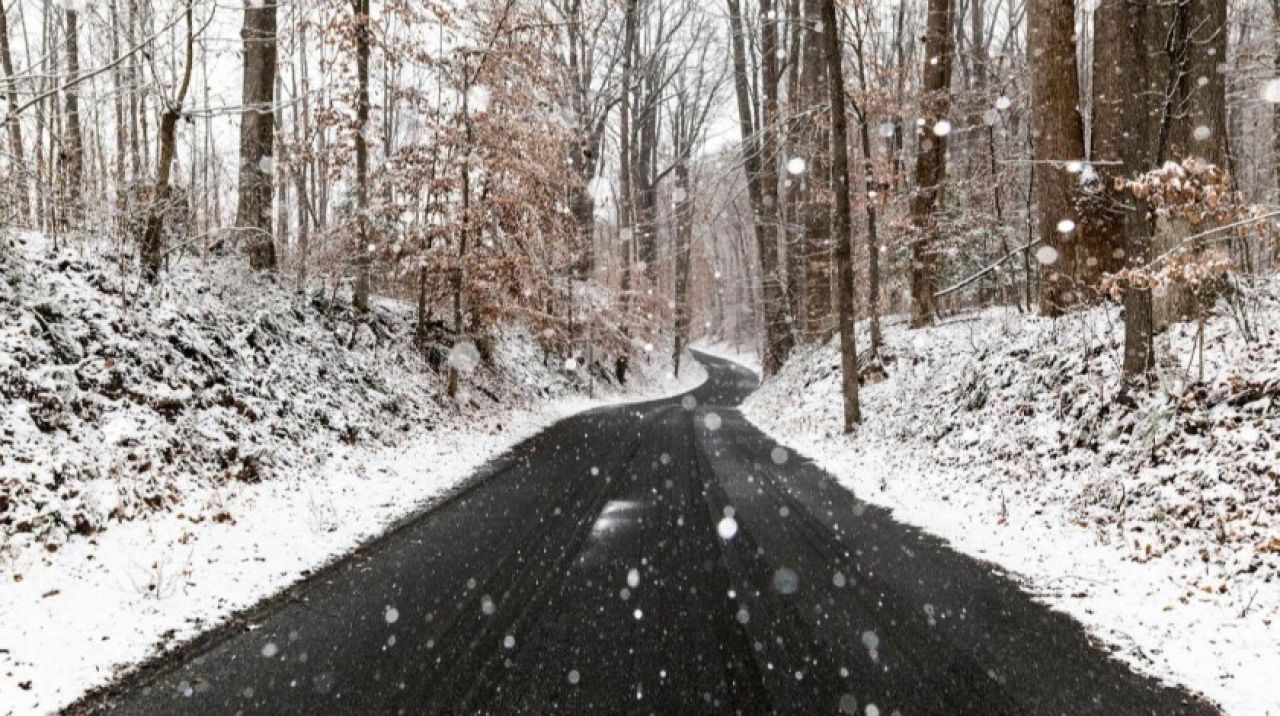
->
[87, 352, 1217, 715]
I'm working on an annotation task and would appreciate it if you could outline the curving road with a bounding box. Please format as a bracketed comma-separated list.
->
[81, 351, 1217, 715]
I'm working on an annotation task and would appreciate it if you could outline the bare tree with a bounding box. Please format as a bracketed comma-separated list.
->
[1274, 0, 1280, 202]
[237, 0, 278, 270]
[796, 0, 833, 340]
[846, 3, 884, 352]
[726, 0, 793, 374]
[1029, 0, 1086, 315]
[0, 0, 27, 221]
[668, 14, 725, 376]
[821, 0, 862, 429]
[908, 0, 953, 328]
[551, 0, 621, 278]
[140, 1, 196, 282]
[352, 0, 372, 312]
[62, 8, 84, 223]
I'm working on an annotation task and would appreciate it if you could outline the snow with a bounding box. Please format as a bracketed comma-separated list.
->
[1261, 78, 1280, 104]
[466, 85, 492, 115]
[0, 230, 705, 715]
[741, 306, 1280, 715]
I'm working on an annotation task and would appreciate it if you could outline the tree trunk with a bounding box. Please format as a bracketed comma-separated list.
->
[908, 0, 954, 328]
[352, 0, 371, 312]
[858, 115, 883, 353]
[635, 65, 659, 285]
[1145, 0, 1227, 327]
[672, 161, 693, 377]
[0, 0, 27, 222]
[1097, 0, 1164, 383]
[848, 22, 883, 352]
[782, 0, 807, 337]
[237, 0, 277, 270]
[1122, 201, 1156, 379]
[1274, 0, 1280, 204]
[617, 0, 638, 343]
[63, 8, 83, 222]
[821, 0, 862, 429]
[127, 0, 142, 182]
[294, 15, 312, 290]
[1029, 0, 1086, 315]
[1168, 0, 1228, 168]
[141, 1, 194, 282]
[109, 0, 126, 196]
[1090, 0, 1150, 287]
[454, 69, 473, 333]
[749, 0, 795, 372]
[798, 0, 833, 341]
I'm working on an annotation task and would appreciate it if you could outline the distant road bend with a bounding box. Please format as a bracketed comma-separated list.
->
[87, 351, 1218, 715]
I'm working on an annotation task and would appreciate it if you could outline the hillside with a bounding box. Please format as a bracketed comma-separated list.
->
[737, 302, 1280, 714]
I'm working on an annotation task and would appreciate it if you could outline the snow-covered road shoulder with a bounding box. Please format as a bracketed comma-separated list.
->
[740, 310, 1279, 716]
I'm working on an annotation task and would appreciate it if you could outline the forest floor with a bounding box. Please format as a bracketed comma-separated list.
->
[0, 230, 703, 715]
[713, 298, 1280, 715]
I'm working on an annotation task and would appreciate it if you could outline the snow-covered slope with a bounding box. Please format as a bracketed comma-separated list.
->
[743, 305, 1280, 715]
[0, 229, 704, 714]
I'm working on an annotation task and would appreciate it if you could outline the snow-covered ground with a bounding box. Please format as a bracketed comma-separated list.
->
[0, 230, 704, 715]
[740, 306, 1280, 715]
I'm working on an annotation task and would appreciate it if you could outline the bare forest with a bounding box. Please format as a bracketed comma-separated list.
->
[2, 0, 1279, 713]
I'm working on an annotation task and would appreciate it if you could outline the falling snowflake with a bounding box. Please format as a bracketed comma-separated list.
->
[1193, 125, 1212, 141]
[932, 119, 953, 137]
[717, 516, 739, 540]
[772, 567, 799, 595]
[1035, 245, 1060, 265]
[862, 630, 880, 662]
[786, 157, 808, 175]
[1056, 219, 1076, 234]
[995, 96, 1012, 111]
[1263, 78, 1280, 103]
[466, 85, 492, 115]
[447, 342, 481, 374]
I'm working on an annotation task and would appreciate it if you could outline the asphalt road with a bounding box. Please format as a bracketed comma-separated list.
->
[85, 351, 1218, 715]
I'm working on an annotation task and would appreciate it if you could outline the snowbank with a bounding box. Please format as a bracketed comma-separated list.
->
[0, 229, 704, 715]
[743, 305, 1280, 715]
